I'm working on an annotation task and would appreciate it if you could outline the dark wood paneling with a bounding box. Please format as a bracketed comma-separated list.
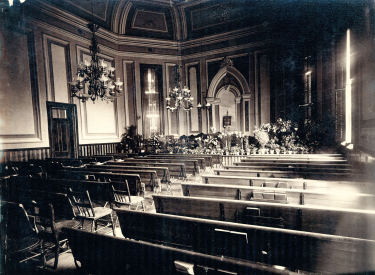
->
[0, 142, 118, 163]
[1, 148, 51, 163]
[79, 143, 118, 157]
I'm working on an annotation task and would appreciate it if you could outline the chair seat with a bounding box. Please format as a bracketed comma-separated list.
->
[129, 196, 144, 204]
[55, 219, 81, 232]
[7, 236, 42, 254]
[92, 207, 113, 218]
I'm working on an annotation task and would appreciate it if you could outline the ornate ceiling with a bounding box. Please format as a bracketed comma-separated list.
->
[33, 0, 366, 43]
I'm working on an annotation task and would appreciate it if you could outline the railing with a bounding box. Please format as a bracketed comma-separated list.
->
[79, 143, 118, 157]
[222, 155, 247, 167]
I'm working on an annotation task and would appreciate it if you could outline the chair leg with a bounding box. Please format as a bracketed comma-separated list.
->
[91, 221, 95, 232]
[53, 237, 59, 270]
[141, 201, 145, 211]
[110, 214, 116, 237]
[41, 241, 46, 269]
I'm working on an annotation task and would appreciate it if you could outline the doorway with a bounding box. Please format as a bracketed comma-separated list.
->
[47, 102, 79, 158]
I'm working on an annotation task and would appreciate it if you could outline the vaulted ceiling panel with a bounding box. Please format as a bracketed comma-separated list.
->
[124, 2, 175, 40]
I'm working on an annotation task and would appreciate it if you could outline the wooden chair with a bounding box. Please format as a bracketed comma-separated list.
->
[68, 188, 116, 237]
[110, 182, 145, 211]
[2, 202, 43, 273]
[28, 200, 80, 270]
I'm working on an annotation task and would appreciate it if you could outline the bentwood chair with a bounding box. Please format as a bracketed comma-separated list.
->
[2, 202, 43, 273]
[28, 200, 80, 270]
[110, 181, 145, 211]
[68, 188, 116, 236]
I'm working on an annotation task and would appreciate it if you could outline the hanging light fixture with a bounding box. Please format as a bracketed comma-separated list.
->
[165, 36, 193, 112]
[166, 65, 193, 112]
[69, 1, 123, 103]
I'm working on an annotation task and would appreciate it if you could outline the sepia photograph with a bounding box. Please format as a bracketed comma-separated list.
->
[1, 0, 375, 274]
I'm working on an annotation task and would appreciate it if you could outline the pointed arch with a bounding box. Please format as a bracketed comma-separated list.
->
[207, 66, 251, 99]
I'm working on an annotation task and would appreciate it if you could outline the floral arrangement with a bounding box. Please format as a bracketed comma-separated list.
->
[254, 129, 269, 148]
[118, 118, 326, 156]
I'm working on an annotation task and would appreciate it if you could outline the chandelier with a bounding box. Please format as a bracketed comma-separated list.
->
[166, 65, 193, 112]
[69, 23, 123, 103]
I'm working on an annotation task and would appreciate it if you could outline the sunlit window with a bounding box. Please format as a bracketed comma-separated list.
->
[142, 66, 162, 137]
[345, 29, 352, 144]
[335, 29, 351, 145]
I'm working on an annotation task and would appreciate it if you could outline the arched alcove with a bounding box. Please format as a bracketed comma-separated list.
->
[205, 59, 252, 134]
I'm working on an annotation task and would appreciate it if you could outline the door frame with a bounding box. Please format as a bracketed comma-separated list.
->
[47, 101, 79, 158]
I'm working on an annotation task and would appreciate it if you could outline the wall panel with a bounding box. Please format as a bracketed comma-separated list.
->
[43, 34, 71, 103]
[166, 63, 178, 136]
[0, 27, 42, 144]
[75, 46, 120, 143]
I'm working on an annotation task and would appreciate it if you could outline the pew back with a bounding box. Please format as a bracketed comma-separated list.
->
[131, 157, 199, 175]
[64, 167, 157, 191]
[201, 174, 359, 192]
[63, 227, 295, 275]
[181, 182, 373, 209]
[153, 194, 375, 240]
[105, 160, 186, 178]
[86, 164, 171, 183]
[214, 168, 351, 179]
[144, 155, 207, 170]
[117, 209, 375, 274]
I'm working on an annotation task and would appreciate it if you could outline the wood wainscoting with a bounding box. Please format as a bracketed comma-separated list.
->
[79, 143, 118, 157]
[1, 147, 51, 163]
[0, 143, 118, 163]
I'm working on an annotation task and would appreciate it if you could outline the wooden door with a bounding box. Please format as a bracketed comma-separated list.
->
[47, 102, 78, 158]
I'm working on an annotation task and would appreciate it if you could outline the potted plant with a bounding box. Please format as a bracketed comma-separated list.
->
[118, 125, 143, 153]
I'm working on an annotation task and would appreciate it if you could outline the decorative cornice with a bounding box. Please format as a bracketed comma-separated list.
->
[182, 25, 269, 49]
[182, 41, 266, 60]
[26, 1, 268, 61]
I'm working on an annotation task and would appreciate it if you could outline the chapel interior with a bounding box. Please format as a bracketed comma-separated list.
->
[1, 0, 375, 274]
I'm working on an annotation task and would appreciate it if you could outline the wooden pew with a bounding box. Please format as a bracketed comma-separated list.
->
[117, 209, 375, 274]
[152, 194, 375, 240]
[6, 176, 132, 203]
[215, 168, 298, 178]
[86, 164, 171, 184]
[214, 168, 351, 179]
[105, 160, 186, 179]
[201, 174, 360, 192]
[91, 155, 115, 162]
[44, 158, 86, 167]
[111, 152, 138, 158]
[145, 154, 208, 170]
[240, 158, 348, 165]
[234, 160, 351, 169]
[232, 162, 353, 171]
[53, 170, 145, 195]
[63, 166, 158, 191]
[63, 227, 294, 275]
[180, 182, 374, 209]
[245, 153, 344, 159]
[227, 164, 355, 176]
[133, 157, 199, 175]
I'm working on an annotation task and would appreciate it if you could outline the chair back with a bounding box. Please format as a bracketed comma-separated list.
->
[2, 202, 37, 241]
[111, 180, 132, 206]
[68, 189, 96, 218]
[28, 201, 56, 236]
